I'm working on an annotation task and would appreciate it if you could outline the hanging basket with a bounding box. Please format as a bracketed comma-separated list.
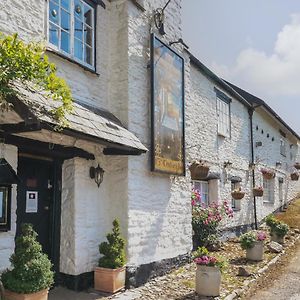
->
[261, 171, 275, 180]
[189, 161, 210, 180]
[253, 188, 264, 197]
[294, 163, 300, 170]
[291, 173, 299, 181]
[231, 190, 245, 200]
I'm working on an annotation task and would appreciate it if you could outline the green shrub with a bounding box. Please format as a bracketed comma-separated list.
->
[1, 224, 54, 294]
[265, 214, 289, 237]
[240, 231, 257, 250]
[265, 214, 278, 227]
[98, 219, 126, 269]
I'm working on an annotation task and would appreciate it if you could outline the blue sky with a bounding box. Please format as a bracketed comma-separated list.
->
[182, 1, 300, 134]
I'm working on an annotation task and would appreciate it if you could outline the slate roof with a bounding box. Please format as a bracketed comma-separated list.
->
[10, 84, 147, 153]
[225, 81, 300, 141]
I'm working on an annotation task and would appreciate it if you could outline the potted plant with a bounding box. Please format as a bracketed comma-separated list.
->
[239, 231, 266, 261]
[1, 224, 54, 300]
[266, 215, 289, 244]
[193, 247, 225, 297]
[94, 219, 126, 293]
[189, 161, 210, 180]
[231, 187, 245, 200]
[253, 186, 264, 197]
[260, 168, 275, 179]
[290, 172, 299, 181]
[294, 162, 300, 170]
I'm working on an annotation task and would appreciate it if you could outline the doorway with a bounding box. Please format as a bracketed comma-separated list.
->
[16, 154, 62, 274]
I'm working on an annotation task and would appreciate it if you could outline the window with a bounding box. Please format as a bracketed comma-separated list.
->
[231, 182, 241, 210]
[193, 181, 209, 206]
[263, 178, 275, 203]
[216, 94, 230, 137]
[0, 186, 11, 232]
[280, 138, 286, 157]
[48, 0, 95, 68]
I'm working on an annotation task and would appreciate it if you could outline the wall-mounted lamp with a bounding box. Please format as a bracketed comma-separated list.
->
[276, 161, 282, 167]
[90, 164, 104, 188]
[256, 141, 263, 147]
[223, 160, 233, 169]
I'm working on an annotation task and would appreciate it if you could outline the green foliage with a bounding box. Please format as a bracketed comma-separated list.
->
[239, 231, 257, 250]
[0, 32, 73, 127]
[192, 246, 209, 259]
[1, 224, 54, 294]
[266, 214, 289, 237]
[98, 219, 126, 269]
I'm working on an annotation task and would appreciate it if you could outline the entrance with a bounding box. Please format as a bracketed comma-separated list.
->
[16, 155, 61, 273]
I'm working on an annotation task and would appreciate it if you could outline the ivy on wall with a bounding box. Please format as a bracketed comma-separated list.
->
[0, 33, 73, 127]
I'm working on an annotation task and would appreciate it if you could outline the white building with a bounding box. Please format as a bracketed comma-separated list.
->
[0, 0, 299, 290]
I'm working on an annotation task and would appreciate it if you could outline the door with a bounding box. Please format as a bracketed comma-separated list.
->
[279, 179, 284, 206]
[16, 156, 55, 264]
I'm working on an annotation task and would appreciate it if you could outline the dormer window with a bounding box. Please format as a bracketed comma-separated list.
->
[48, 0, 95, 69]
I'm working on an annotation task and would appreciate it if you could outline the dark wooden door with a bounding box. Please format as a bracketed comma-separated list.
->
[16, 156, 54, 260]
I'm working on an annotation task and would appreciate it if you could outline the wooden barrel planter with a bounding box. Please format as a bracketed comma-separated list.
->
[253, 188, 264, 197]
[290, 172, 299, 181]
[294, 163, 300, 170]
[189, 162, 210, 180]
[231, 190, 245, 200]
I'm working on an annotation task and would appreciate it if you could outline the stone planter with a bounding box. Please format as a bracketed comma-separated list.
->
[94, 266, 125, 293]
[246, 241, 264, 261]
[270, 232, 284, 244]
[4, 288, 48, 300]
[195, 265, 221, 297]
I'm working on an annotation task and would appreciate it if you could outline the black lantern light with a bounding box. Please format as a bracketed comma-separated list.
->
[90, 164, 104, 188]
[0, 158, 20, 231]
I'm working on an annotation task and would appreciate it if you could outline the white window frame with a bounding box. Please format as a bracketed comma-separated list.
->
[263, 178, 275, 203]
[280, 138, 287, 157]
[193, 180, 209, 206]
[216, 94, 231, 137]
[47, 0, 96, 70]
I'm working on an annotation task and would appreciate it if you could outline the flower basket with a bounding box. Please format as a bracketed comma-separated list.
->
[189, 161, 210, 180]
[290, 172, 299, 181]
[253, 187, 263, 197]
[231, 189, 245, 200]
[261, 168, 275, 180]
[294, 162, 300, 170]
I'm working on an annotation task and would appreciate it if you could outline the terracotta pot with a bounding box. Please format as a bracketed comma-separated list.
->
[231, 191, 245, 200]
[290, 173, 299, 181]
[246, 241, 264, 261]
[270, 232, 284, 244]
[94, 266, 125, 293]
[294, 163, 300, 170]
[253, 188, 263, 197]
[4, 289, 48, 300]
[262, 172, 275, 180]
[195, 265, 221, 297]
[189, 162, 209, 180]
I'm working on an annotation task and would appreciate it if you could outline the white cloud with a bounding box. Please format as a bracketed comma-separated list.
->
[211, 13, 300, 98]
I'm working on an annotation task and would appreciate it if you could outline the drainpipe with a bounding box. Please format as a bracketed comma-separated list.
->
[248, 107, 258, 230]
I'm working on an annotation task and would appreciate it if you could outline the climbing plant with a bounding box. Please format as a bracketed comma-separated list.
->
[0, 32, 73, 127]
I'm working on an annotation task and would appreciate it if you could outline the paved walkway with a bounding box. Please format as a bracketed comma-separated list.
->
[246, 241, 300, 300]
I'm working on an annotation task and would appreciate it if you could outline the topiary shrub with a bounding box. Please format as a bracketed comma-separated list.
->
[1, 223, 54, 294]
[98, 219, 126, 269]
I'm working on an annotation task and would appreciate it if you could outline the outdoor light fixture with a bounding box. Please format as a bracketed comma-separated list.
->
[256, 141, 263, 147]
[90, 164, 104, 188]
[223, 160, 233, 169]
[276, 161, 282, 167]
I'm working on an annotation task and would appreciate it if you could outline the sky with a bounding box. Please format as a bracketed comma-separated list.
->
[182, 0, 300, 134]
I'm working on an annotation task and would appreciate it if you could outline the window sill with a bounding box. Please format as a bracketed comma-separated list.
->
[263, 201, 275, 205]
[217, 132, 229, 138]
[46, 47, 100, 76]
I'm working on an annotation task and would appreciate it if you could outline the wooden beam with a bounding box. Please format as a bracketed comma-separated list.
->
[0, 122, 41, 134]
[103, 148, 142, 156]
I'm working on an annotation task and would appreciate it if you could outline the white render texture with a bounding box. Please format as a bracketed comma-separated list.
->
[0, 145, 18, 272]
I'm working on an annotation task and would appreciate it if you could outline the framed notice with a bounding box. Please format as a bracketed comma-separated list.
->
[26, 191, 38, 213]
[150, 34, 185, 175]
[0, 186, 11, 231]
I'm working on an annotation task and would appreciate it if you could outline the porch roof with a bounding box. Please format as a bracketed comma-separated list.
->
[3, 84, 147, 155]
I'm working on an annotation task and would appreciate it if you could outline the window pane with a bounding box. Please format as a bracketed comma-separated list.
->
[49, 1, 59, 25]
[84, 4, 93, 26]
[61, 30, 70, 53]
[84, 45, 92, 65]
[61, 9, 70, 31]
[74, 0, 83, 20]
[61, 0, 70, 11]
[49, 24, 59, 47]
[84, 25, 92, 46]
[74, 39, 83, 60]
[75, 19, 83, 40]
